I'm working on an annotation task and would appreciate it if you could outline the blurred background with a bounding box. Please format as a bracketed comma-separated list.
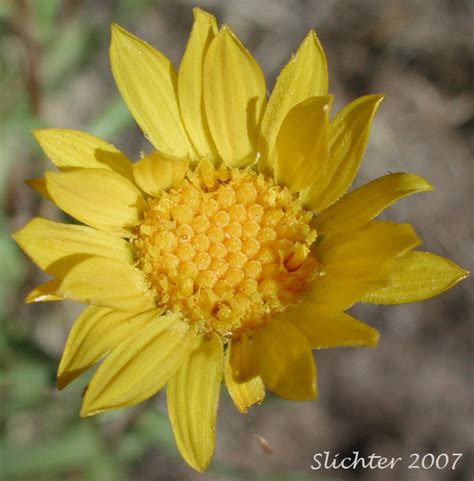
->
[0, 0, 472, 480]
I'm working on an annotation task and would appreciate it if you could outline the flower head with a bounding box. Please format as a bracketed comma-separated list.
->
[13, 8, 467, 472]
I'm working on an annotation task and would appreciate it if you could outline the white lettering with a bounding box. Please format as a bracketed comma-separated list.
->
[311, 453, 322, 470]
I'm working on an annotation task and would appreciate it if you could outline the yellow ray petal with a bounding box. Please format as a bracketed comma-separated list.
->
[314, 173, 433, 235]
[301, 94, 384, 211]
[13, 217, 134, 277]
[258, 30, 328, 174]
[25, 178, 52, 201]
[45, 169, 145, 236]
[178, 8, 219, 162]
[110, 24, 194, 158]
[32, 129, 134, 180]
[285, 306, 379, 349]
[305, 273, 388, 312]
[25, 279, 63, 303]
[203, 25, 266, 168]
[81, 316, 196, 416]
[228, 334, 258, 382]
[167, 333, 223, 473]
[253, 320, 316, 400]
[317, 221, 421, 278]
[58, 306, 162, 389]
[57, 256, 154, 312]
[132, 151, 188, 197]
[224, 349, 264, 414]
[362, 251, 468, 304]
[274, 96, 331, 192]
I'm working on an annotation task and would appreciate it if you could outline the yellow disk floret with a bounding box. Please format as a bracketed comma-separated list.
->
[133, 161, 318, 338]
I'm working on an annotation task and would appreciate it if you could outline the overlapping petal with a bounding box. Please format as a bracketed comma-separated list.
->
[259, 30, 328, 173]
[301, 94, 384, 211]
[362, 251, 468, 304]
[286, 307, 379, 349]
[224, 350, 264, 414]
[274, 96, 331, 192]
[167, 333, 223, 472]
[58, 306, 162, 389]
[81, 315, 196, 416]
[13, 218, 134, 277]
[45, 169, 146, 236]
[203, 25, 266, 167]
[25, 279, 63, 303]
[178, 8, 219, 162]
[11, 9, 468, 476]
[57, 256, 153, 312]
[110, 24, 194, 158]
[25, 177, 52, 201]
[228, 334, 258, 382]
[305, 273, 388, 312]
[254, 320, 316, 400]
[32, 129, 134, 180]
[316, 221, 421, 278]
[133, 152, 188, 197]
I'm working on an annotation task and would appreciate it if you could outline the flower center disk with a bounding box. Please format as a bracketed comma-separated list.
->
[134, 162, 317, 338]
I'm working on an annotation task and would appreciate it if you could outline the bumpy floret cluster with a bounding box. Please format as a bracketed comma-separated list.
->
[134, 161, 318, 337]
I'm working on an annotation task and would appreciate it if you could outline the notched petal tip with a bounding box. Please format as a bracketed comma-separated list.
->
[110, 22, 142, 49]
[192, 6, 216, 21]
[408, 173, 434, 192]
[216, 24, 234, 43]
[79, 404, 98, 419]
[110, 23, 125, 45]
[31, 128, 44, 142]
[452, 265, 469, 281]
[10, 229, 20, 243]
[110, 22, 123, 35]
[218, 24, 243, 44]
[305, 29, 325, 48]
[368, 93, 385, 106]
[56, 368, 85, 391]
[369, 329, 380, 347]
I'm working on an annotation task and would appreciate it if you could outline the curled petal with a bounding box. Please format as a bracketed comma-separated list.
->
[133, 152, 188, 197]
[228, 334, 258, 383]
[25, 279, 62, 304]
[317, 221, 421, 278]
[274, 96, 331, 192]
[259, 30, 328, 173]
[224, 348, 264, 414]
[285, 306, 379, 349]
[301, 94, 384, 211]
[254, 320, 316, 400]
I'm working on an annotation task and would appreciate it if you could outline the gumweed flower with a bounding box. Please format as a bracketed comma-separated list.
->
[13, 7, 467, 472]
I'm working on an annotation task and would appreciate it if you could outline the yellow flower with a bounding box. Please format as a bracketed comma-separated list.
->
[13, 8, 467, 472]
